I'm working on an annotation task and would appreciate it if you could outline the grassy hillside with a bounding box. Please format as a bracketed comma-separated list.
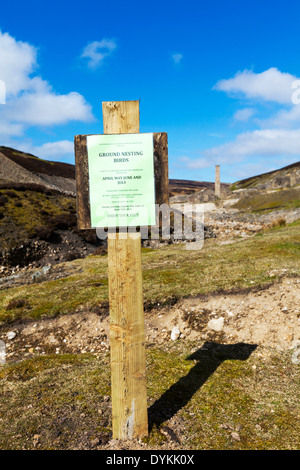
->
[232, 187, 300, 213]
[0, 184, 77, 251]
[1, 220, 299, 323]
[231, 161, 300, 190]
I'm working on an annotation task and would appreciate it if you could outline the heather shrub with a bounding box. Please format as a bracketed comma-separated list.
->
[0, 195, 8, 206]
[270, 217, 286, 228]
[29, 225, 55, 241]
[6, 298, 29, 310]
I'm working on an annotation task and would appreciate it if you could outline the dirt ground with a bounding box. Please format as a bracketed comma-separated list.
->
[1, 276, 299, 363]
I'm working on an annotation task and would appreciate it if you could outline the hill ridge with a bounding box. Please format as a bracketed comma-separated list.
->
[0, 147, 76, 196]
[233, 160, 300, 190]
[1, 145, 300, 196]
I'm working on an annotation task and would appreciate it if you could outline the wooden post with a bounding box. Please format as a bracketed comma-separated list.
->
[103, 101, 148, 439]
[74, 101, 169, 439]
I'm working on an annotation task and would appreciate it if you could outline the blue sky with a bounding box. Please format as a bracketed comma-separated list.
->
[1, 0, 300, 183]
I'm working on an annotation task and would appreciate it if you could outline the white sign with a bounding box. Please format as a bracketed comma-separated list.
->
[87, 133, 156, 227]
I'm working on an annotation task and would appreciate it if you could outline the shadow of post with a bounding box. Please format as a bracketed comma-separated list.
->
[148, 341, 257, 431]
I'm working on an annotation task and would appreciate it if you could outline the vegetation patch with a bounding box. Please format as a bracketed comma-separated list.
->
[5, 297, 30, 311]
[232, 187, 300, 213]
[0, 343, 298, 450]
[0, 188, 77, 251]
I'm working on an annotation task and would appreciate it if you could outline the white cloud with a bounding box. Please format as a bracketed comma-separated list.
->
[178, 128, 300, 172]
[214, 67, 297, 105]
[4, 89, 93, 126]
[24, 140, 74, 161]
[80, 39, 117, 69]
[172, 53, 183, 64]
[0, 31, 37, 97]
[0, 30, 94, 139]
[178, 68, 300, 181]
[178, 156, 211, 169]
[2, 139, 75, 163]
[204, 128, 300, 160]
[233, 108, 256, 122]
[0, 122, 23, 137]
[260, 102, 300, 129]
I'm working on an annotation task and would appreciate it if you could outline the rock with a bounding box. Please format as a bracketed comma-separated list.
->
[91, 437, 100, 447]
[32, 434, 41, 447]
[32, 271, 43, 282]
[291, 348, 300, 365]
[41, 264, 52, 275]
[207, 317, 224, 332]
[231, 432, 241, 441]
[0, 341, 6, 365]
[171, 326, 181, 341]
[7, 331, 17, 340]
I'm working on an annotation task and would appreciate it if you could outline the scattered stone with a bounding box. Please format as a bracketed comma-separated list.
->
[231, 432, 241, 441]
[32, 434, 41, 447]
[7, 331, 17, 340]
[207, 317, 224, 332]
[90, 437, 100, 447]
[32, 271, 43, 282]
[0, 341, 6, 365]
[171, 326, 181, 341]
[41, 265, 52, 275]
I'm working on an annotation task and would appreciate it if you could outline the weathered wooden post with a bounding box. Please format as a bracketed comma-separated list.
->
[103, 101, 148, 439]
[74, 100, 169, 440]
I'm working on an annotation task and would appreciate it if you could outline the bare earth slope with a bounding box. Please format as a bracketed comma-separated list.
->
[0, 147, 75, 195]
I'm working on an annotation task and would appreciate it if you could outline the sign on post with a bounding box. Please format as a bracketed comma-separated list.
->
[74, 131, 169, 230]
[87, 133, 156, 228]
[74, 101, 168, 440]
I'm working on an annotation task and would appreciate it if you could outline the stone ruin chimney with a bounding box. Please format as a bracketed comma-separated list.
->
[215, 164, 221, 198]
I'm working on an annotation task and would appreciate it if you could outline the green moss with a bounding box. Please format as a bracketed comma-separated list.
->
[270, 241, 300, 253]
[0, 354, 80, 382]
[141, 247, 155, 253]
